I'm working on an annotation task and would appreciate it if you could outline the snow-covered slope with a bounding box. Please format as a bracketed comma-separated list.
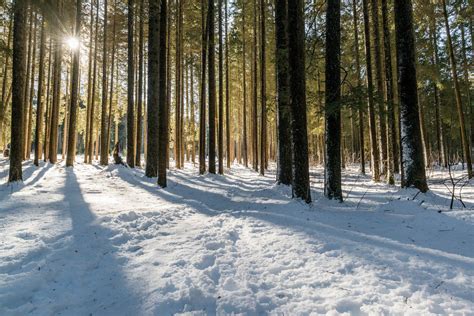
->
[0, 158, 473, 315]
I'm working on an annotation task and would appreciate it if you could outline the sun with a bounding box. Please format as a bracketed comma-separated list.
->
[65, 36, 80, 50]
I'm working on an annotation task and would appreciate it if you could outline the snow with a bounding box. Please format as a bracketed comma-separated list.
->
[0, 157, 473, 315]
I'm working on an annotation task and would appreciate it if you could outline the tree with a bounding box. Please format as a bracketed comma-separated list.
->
[275, 0, 291, 185]
[34, 16, 46, 166]
[218, 0, 224, 174]
[324, 0, 342, 201]
[136, 0, 144, 167]
[66, 0, 82, 167]
[394, 0, 428, 192]
[157, 0, 168, 187]
[127, 0, 135, 167]
[259, 0, 266, 176]
[99, 0, 109, 165]
[362, 0, 380, 181]
[9, 0, 28, 182]
[208, 0, 216, 174]
[199, 0, 207, 175]
[288, 0, 311, 203]
[440, 0, 472, 179]
[146, 0, 160, 178]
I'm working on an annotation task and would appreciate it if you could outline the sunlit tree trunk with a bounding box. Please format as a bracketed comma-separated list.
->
[208, 0, 216, 174]
[34, 16, 46, 166]
[127, 0, 136, 167]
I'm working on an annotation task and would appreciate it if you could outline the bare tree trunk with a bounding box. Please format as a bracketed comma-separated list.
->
[394, 0, 428, 191]
[127, 0, 136, 167]
[259, 0, 267, 175]
[241, 1, 248, 167]
[0, 18, 12, 147]
[218, 0, 224, 174]
[324, 0, 342, 201]
[99, 0, 109, 165]
[158, 0, 169, 187]
[225, 0, 230, 168]
[288, 0, 311, 203]
[208, 0, 216, 174]
[252, 0, 258, 171]
[34, 16, 46, 166]
[199, 0, 208, 174]
[26, 12, 38, 160]
[107, 0, 117, 153]
[9, 0, 28, 182]
[441, 0, 472, 178]
[362, 0, 380, 181]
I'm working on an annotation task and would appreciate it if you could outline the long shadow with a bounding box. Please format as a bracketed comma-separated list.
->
[117, 167, 474, 270]
[49, 168, 143, 315]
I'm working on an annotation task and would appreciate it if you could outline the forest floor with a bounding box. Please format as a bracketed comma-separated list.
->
[0, 156, 473, 315]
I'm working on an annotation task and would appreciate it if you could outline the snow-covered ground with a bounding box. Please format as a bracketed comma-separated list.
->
[0, 157, 473, 315]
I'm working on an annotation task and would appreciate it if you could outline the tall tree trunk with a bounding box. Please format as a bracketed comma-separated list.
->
[441, 0, 472, 178]
[9, 0, 28, 182]
[85, 0, 95, 163]
[381, 0, 396, 184]
[241, 1, 248, 167]
[208, 0, 216, 174]
[191, 58, 196, 164]
[135, 0, 144, 167]
[87, 0, 99, 163]
[362, 0, 380, 181]
[26, 12, 38, 159]
[225, 0, 230, 168]
[275, 0, 292, 185]
[394, 0, 428, 191]
[22, 9, 33, 160]
[49, 1, 63, 164]
[288, 0, 311, 203]
[352, 0, 365, 174]
[218, 0, 224, 174]
[34, 16, 46, 166]
[99, 0, 109, 165]
[127, 0, 136, 167]
[252, 0, 258, 171]
[107, 0, 117, 152]
[325, 0, 342, 201]
[66, 0, 82, 166]
[174, 0, 182, 168]
[259, 0, 266, 175]
[44, 38, 53, 161]
[62, 66, 70, 160]
[158, 0, 168, 187]
[199, 0, 208, 174]
[146, 0, 160, 177]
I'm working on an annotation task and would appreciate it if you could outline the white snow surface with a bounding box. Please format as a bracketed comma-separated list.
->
[0, 157, 473, 315]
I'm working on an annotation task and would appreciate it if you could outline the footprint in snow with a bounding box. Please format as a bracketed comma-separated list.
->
[193, 254, 216, 270]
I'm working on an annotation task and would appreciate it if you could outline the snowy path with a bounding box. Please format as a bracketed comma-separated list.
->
[1, 158, 473, 315]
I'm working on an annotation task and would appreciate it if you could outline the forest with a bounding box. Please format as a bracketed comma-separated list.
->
[0, 0, 473, 314]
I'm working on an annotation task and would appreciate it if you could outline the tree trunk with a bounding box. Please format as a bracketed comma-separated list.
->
[0, 18, 12, 147]
[225, 0, 230, 168]
[242, 1, 248, 167]
[259, 0, 266, 176]
[252, 0, 258, 171]
[107, 0, 117, 153]
[275, 0, 292, 185]
[199, 0, 208, 174]
[26, 12, 38, 160]
[127, 0, 136, 167]
[218, 0, 224, 174]
[394, 0, 428, 191]
[208, 0, 216, 174]
[158, 0, 168, 187]
[381, 0, 396, 184]
[34, 16, 46, 166]
[288, 0, 311, 203]
[9, 0, 28, 182]
[324, 0, 342, 201]
[352, 0, 365, 174]
[146, 0, 160, 178]
[99, 0, 109, 165]
[66, 0, 82, 166]
[362, 0, 380, 181]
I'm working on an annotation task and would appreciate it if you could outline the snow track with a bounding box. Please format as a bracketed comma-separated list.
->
[1, 158, 473, 315]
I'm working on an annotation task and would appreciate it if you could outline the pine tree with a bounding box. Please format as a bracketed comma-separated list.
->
[394, 0, 428, 191]
[127, 0, 136, 167]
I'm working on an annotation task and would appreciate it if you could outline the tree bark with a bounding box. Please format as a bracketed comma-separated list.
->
[127, 0, 136, 167]
[208, 0, 216, 174]
[394, 0, 428, 191]
[158, 0, 168, 187]
[34, 16, 46, 166]
[288, 0, 311, 203]
[324, 0, 342, 201]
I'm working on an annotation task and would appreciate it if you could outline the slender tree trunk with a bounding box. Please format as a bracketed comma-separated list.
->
[241, 2, 248, 167]
[22, 9, 33, 160]
[146, 0, 160, 177]
[259, 0, 267, 175]
[49, 1, 63, 164]
[218, 0, 224, 174]
[87, 0, 99, 163]
[26, 12, 38, 159]
[191, 59, 196, 164]
[288, 0, 311, 203]
[275, 0, 292, 185]
[208, 0, 216, 174]
[352, 0, 365, 174]
[225, 0, 230, 168]
[44, 38, 53, 161]
[325, 0, 342, 201]
[158, 0, 168, 187]
[85, 0, 95, 163]
[362, 0, 380, 181]
[34, 16, 46, 166]
[199, 0, 208, 174]
[441, 0, 472, 178]
[66, 0, 82, 166]
[394, 0, 428, 191]
[381, 0, 396, 184]
[99, 0, 109, 165]
[9, 0, 28, 182]
[107, 0, 117, 152]
[127, 0, 136, 167]
[252, 0, 258, 171]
